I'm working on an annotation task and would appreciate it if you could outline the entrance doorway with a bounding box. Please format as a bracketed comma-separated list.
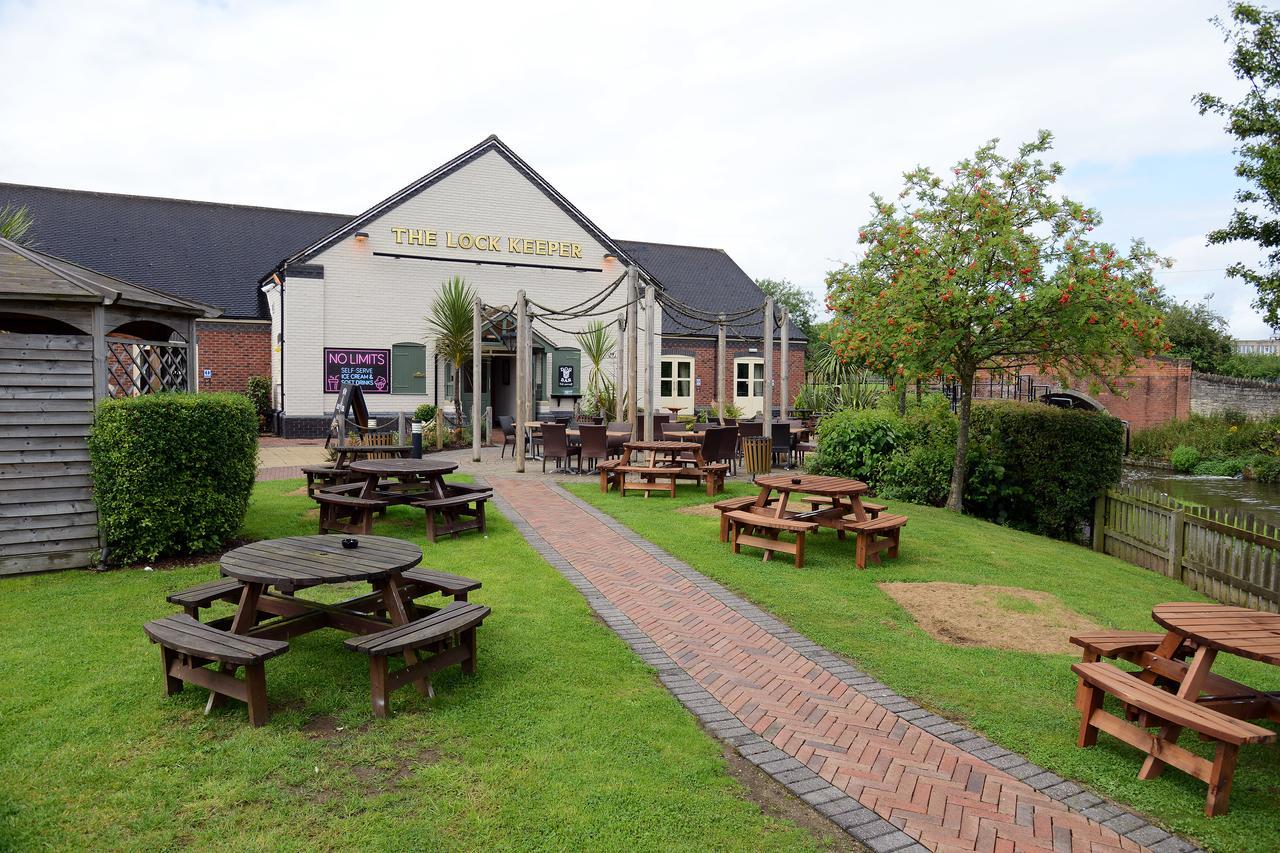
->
[488, 354, 517, 420]
[734, 357, 764, 417]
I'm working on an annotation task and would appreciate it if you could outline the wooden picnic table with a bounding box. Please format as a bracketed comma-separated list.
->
[1144, 603, 1280, 724]
[348, 457, 458, 503]
[210, 535, 428, 708]
[750, 473, 871, 527]
[331, 443, 413, 469]
[620, 439, 705, 467]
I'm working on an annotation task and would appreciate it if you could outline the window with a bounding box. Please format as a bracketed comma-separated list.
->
[735, 359, 764, 398]
[391, 343, 426, 394]
[660, 357, 693, 399]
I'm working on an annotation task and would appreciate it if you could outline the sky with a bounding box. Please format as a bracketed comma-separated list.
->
[1, 0, 1273, 337]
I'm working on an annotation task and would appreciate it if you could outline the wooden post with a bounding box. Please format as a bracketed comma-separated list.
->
[91, 303, 106, 405]
[515, 290, 527, 472]
[717, 316, 726, 423]
[524, 310, 535, 423]
[1093, 490, 1107, 552]
[780, 308, 790, 422]
[186, 316, 199, 393]
[1169, 506, 1185, 581]
[643, 281, 655, 442]
[434, 409, 443, 451]
[763, 296, 774, 435]
[626, 266, 639, 437]
[397, 411, 406, 441]
[614, 312, 625, 422]
[472, 296, 482, 462]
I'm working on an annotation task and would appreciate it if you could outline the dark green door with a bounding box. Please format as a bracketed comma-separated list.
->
[391, 343, 426, 394]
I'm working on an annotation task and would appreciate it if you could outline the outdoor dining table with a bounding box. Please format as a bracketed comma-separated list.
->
[331, 443, 413, 469]
[208, 534, 430, 710]
[348, 457, 458, 503]
[620, 439, 706, 468]
[749, 473, 872, 530]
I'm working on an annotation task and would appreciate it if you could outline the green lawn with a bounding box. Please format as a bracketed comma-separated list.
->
[0, 479, 832, 852]
[564, 481, 1280, 853]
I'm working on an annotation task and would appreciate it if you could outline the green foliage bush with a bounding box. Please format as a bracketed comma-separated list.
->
[811, 399, 1124, 539]
[1192, 458, 1245, 477]
[1217, 353, 1280, 381]
[88, 393, 258, 565]
[807, 408, 902, 485]
[246, 376, 271, 431]
[1170, 445, 1202, 473]
[1250, 454, 1280, 483]
[414, 403, 438, 423]
[1130, 412, 1280, 461]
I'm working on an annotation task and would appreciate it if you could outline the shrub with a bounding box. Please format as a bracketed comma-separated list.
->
[961, 402, 1125, 539]
[807, 407, 902, 487]
[697, 402, 744, 422]
[1130, 412, 1280, 461]
[1217, 353, 1280, 381]
[414, 403, 438, 423]
[1250, 454, 1280, 483]
[88, 393, 258, 565]
[1170, 445, 1202, 473]
[1192, 458, 1244, 477]
[246, 376, 271, 431]
[879, 396, 957, 505]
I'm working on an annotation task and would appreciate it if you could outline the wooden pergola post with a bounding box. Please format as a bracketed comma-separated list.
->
[614, 312, 625, 422]
[515, 290, 527, 473]
[626, 267, 639, 437]
[780, 308, 790, 422]
[643, 280, 655, 442]
[763, 297, 774, 435]
[472, 296, 482, 462]
[717, 315, 726, 423]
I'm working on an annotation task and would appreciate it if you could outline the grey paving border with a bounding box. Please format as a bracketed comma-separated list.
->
[488, 477, 1198, 853]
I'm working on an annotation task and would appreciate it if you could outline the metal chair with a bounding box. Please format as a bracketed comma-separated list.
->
[497, 415, 517, 458]
[577, 424, 610, 473]
[770, 422, 793, 469]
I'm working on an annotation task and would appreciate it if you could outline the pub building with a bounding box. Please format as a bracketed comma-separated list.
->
[2, 136, 805, 435]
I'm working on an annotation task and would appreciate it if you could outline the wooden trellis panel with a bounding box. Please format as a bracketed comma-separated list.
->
[0, 333, 99, 575]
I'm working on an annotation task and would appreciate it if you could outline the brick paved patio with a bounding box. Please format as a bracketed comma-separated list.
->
[489, 479, 1196, 853]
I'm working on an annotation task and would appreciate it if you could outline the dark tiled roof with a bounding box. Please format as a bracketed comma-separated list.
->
[0, 183, 348, 319]
[617, 240, 805, 343]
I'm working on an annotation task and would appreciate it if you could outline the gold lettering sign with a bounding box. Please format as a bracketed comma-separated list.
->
[391, 227, 584, 261]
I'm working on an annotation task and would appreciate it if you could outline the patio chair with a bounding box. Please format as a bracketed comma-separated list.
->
[690, 421, 713, 432]
[736, 420, 763, 461]
[497, 415, 517, 458]
[606, 421, 632, 454]
[770, 422, 793, 469]
[660, 421, 686, 438]
[540, 423, 580, 473]
[577, 424, 610, 473]
[706, 425, 739, 476]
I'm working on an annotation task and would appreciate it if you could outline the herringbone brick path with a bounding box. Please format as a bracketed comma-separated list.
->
[493, 479, 1172, 853]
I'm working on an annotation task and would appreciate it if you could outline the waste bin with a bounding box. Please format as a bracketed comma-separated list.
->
[741, 435, 771, 477]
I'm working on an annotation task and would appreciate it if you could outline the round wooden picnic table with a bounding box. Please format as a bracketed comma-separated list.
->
[349, 457, 458, 501]
[221, 534, 423, 592]
[1152, 602, 1280, 666]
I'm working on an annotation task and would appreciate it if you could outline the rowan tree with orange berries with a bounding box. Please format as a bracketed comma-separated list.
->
[826, 131, 1170, 512]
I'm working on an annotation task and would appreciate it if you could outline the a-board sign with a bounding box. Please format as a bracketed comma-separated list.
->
[324, 347, 390, 393]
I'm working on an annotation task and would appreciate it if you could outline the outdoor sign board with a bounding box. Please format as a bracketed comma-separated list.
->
[324, 347, 390, 394]
[557, 364, 575, 388]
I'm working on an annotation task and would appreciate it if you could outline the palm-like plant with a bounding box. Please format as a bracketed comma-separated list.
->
[0, 204, 33, 244]
[425, 276, 478, 419]
[575, 320, 616, 413]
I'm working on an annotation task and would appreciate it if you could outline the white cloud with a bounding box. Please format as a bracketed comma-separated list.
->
[0, 0, 1268, 334]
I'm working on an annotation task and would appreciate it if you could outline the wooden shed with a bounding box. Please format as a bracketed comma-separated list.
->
[0, 236, 217, 575]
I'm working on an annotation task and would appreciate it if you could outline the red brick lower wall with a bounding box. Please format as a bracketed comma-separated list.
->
[663, 337, 806, 413]
[1013, 357, 1191, 431]
[196, 322, 271, 393]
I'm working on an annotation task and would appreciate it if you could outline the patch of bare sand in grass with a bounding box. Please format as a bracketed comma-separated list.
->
[878, 582, 1102, 655]
[286, 485, 309, 498]
[676, 503, 721, 518]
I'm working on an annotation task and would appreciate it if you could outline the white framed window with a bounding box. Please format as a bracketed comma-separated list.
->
[660, 356, 695, 409]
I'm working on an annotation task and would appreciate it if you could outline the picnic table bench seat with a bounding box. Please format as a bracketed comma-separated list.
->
[344, 601, 490, 718]
[597, 458, 623, 492]
[410, 488, 490, 543]
[1069, 631, 1193, 664]
[803, 494, 886, 517]
[1072, 660, 1275, 816]
[615, 465, 678, 497]
[315, 491, 389, 535]
[844, 512, 907, 569]
[302, 463, 355, 497]
[713, 495, 776, 540]
[143, 613, 289, 727]
[725, 509, 819, 568]
[166, 577, 244, 617]
[400, 567, 482, 601]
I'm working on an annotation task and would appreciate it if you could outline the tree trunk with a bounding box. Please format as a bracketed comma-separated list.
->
[945, 371, 975, 513]
[896, 382, 907, 416]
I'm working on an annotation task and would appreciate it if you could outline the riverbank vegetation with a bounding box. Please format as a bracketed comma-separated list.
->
[1129, 411, 1280, 482]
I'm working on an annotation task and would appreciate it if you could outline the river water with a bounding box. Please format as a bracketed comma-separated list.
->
[1121, 466, 1280, 530]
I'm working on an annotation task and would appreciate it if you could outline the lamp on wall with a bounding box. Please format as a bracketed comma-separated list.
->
[354, 231, 370, 241]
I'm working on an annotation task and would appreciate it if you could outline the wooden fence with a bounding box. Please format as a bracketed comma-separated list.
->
[0, 333, 99, 575]
[1094, 484, 1280, 613]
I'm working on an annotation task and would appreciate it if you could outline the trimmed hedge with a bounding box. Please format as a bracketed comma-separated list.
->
[88, 393, 258, 565]
[810, 397, 1125, 539]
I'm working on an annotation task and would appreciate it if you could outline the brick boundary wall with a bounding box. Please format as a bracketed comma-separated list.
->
[1010, 358, 1191, 431]
[1191, 372, 1280, 419]
[195, 321, 271, 394]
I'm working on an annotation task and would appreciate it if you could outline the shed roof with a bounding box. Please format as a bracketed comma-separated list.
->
[0, 236, 218, 316]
